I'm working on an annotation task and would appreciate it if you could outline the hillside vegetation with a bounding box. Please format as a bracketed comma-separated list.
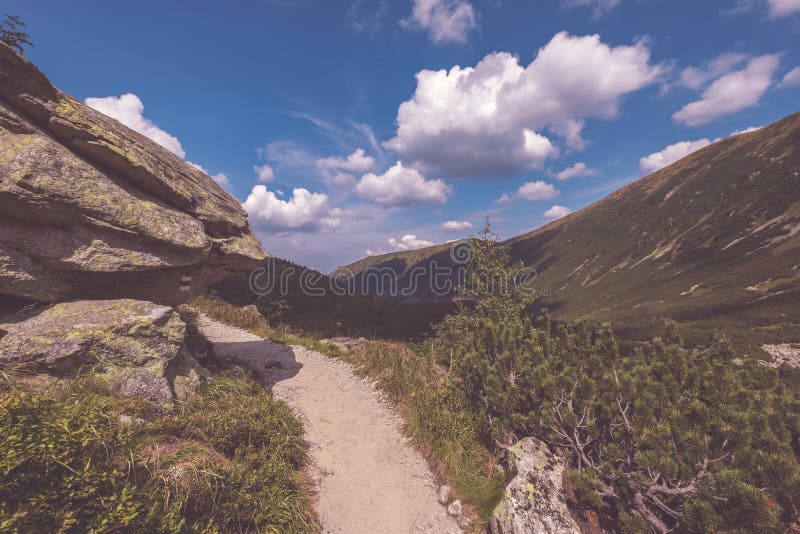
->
[427, 224, 800, 532]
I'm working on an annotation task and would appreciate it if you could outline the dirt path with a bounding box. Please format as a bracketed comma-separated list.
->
[198, 315, 461, 534]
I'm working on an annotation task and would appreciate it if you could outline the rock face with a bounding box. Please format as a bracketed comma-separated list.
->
[0, 44, 266, 305]
[489, 438, 580, 534]
[0, 299, 209, 402]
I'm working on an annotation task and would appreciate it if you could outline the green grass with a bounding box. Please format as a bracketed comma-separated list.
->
[189, 293, 346, 359]
[190, 292, 504, 528]
[342, 341, 506, 522]
[0, 372, 317, 533]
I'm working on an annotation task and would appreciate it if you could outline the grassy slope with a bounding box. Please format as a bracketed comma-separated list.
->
[342, 110, 800, 352]
[0, 372, 317, 533]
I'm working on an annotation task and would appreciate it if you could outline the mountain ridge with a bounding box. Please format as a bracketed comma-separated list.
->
[342, 110, 800, 348]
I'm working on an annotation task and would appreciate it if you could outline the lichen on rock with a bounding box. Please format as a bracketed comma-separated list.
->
[489, 438, 580, 534]
[0, 299, 210, 402]
[0, 43, 267, 305]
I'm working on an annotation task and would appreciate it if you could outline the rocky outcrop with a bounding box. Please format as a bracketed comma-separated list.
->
[0, 43, 266, 305]
[0, 299, 209, 402]
[489, 438, 580, 534]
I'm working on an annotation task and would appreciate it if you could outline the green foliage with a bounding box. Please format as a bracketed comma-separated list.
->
[0, 374, 316, 533]
[344, 340, 506, 521]
[0, 15, 33, 55]
[433, 220, 800, 532]
[434, 219, 539, 443]
[255, 296, 291, 327]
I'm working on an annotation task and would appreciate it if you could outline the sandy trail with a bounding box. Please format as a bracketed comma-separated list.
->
[198, 315, 461, 534]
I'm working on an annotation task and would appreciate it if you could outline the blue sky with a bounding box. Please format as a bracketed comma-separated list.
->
[9, 0, 800, 271]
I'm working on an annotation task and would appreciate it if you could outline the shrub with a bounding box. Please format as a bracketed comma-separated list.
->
[434, 220, 800, 532]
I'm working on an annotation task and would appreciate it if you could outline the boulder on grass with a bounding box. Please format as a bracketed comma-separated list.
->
[0, 299, 209, 402]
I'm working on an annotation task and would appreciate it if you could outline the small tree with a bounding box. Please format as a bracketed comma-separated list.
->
[0, 15, 33, 55]
[255, 296, 291, 327]
[434, 218, 538, 443]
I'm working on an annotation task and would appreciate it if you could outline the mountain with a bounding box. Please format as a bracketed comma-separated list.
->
[343, 110, 800, 349]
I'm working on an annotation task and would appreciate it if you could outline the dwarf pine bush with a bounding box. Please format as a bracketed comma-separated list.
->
[434, 220, 800, 532]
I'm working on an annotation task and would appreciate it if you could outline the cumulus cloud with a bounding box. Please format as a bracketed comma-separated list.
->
[641, 124, 766, 174]
[401, 0, 478, 44]
[85, 93, 186, 158]
[768, 0, 800, 17]
[673, 54, 780, 126]
[731, 125, 763, 135]
[316, 148, 376, 173]
[243, 186, 341, 232]
[328, 172, 358, 186]
[254, 163, 275, 182]
[441, 220, 474, 231]
[496, 193, 512, 204]
[679, 52, 749, 90]
[355, 161, 451, 206]
[385, 32, 663, 179]
[561, 0, 621, 17]
[517, 181, 559, 201]
[639, 139, 712, 173]
[388, 234, 434, 251]
[543, 205, 572, 220]
[778, 66, 800, 88]
[555, 162, 597, 180]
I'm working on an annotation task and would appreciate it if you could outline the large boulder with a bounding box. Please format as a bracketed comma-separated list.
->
[489, 438, 580, 534]
[0, 43, 266, 305]
[0, 299, 209, 402]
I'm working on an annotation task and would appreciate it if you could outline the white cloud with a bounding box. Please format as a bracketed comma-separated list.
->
[731, 125, 763, 135]
[543, 205, 572, 220]
[561, 0, 621, 17]
[778, 66, 800, 88]
[188, 162, 230, 188]
[725, 0, 800, 18]
[768, 0, 800, 17]
[639, 139, 712, 173]
[210, 173, 230, 187]
[388, 234, 434, 251]
[517, 181, 559, 201]
[85, 93, 186, 158]
[679, 52, 749, 90]
[243, 186, 341, 232]
[673, 54, 780, 126]
[254, 163, 275, 182]
[496, 193, 512, 204]
[555, 162, 597, 180]
[328, 172, 358, 186]
[385, 32, 662, 179]
[355, 161, 451, 206]
[86, 93, 236, 189]
[316, 148, 376, 173]
[441, 220, 474, 231]
[401, 0, 478, 44]
[257, 141, 317, 173]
